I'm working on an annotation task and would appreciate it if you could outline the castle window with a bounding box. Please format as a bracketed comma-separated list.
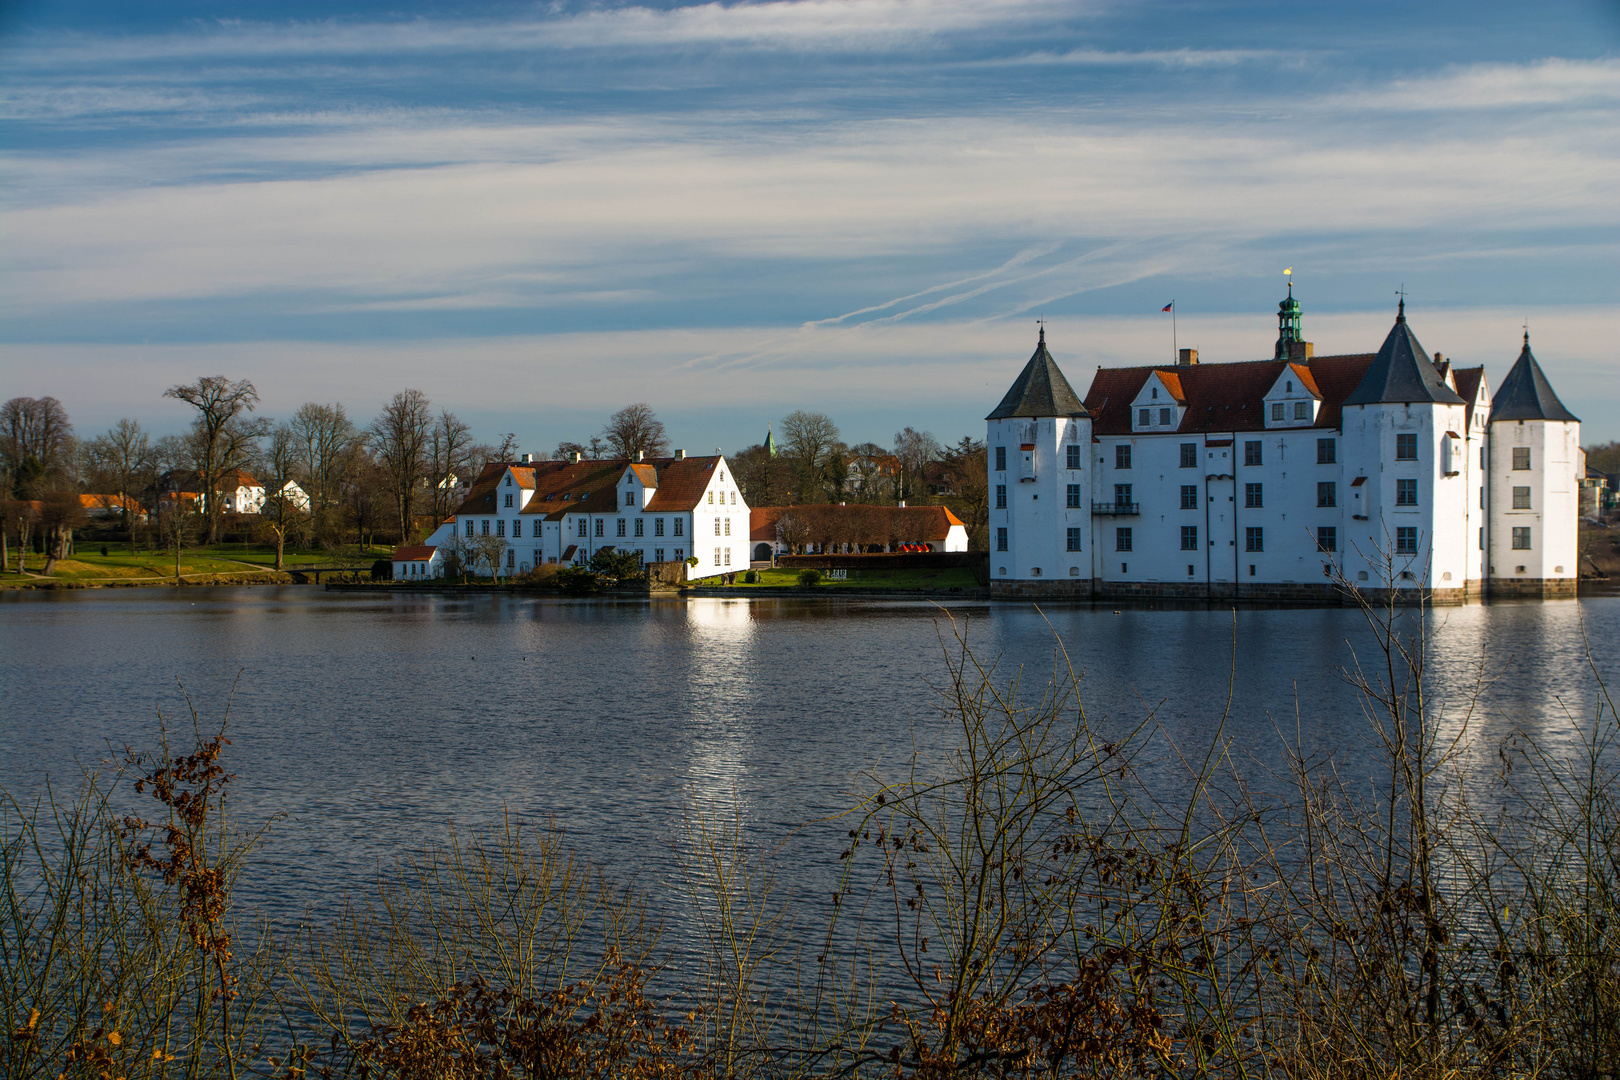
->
[655, 518, 665, 536]
[1245, 527, 1263, 552]
[1317, 482, 1336, 508]
[1116, 528, 1132, 552]
[714, 518, 722, 536]
[1159, 408, 1172, 426]
[1271, 403, 1285, 421]
[996, 484, 1007, 509]
[1397, 479, 1418, 506]
[465, 520, 474, 537]
[1245, 483, 1263, 508]
[595, 520, 604, 537]
[481, 519, 490, 536]
[1181, 525, 1198, 551]
[1114, 484, 1132, 508]
[1244, 441, 1262, 466]
[997, 527, 1008, 551]
[504, 493, 513, 508]
[579, 519, 588, 537]
[1293, 401, 1310, 420]
[1513, 487, 1532, 509]
[1180, 443, 1197, 468]
[617, 518, 626, 537]
[1116, 445, 1132, 469]
[512, 520, 521, 538]
[1317, 527, 1337, 553]
[1397, 433, 1418, 460]
[1151, 386, 1158, 400]
[1396, 527, 1419, 554]
[1513, 447, 1531, 470]
[1067, 444, 1081, 469]
[1066, 528, 1081, 552]
[635, 518, 645, 537]
[674, 519, 684, 536]
[1317, 438, 1336, 464]
[1139, 408, 1151, 427]
[1066, 484, 1080, 508]
[995, 446, 1007, 471]
[1181, 485, 1197, 509]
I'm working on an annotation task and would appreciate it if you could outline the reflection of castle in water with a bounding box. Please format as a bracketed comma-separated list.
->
[989, 293, 1581, 603]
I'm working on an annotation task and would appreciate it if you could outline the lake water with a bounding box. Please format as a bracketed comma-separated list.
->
[2, 587, 1617, 928]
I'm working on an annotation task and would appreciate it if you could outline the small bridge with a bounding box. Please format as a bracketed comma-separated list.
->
[286, 564, 371, 584]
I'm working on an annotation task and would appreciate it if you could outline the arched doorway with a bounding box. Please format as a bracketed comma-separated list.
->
[753, 543, 773, 563]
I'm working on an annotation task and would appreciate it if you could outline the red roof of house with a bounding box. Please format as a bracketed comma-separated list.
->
[392, 545, 437, 560]
[1083, 353, 1375, 436]
[751, 504, 964, 543]
[454, 456, 728, 520]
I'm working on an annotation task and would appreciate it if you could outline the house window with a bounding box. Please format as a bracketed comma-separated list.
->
[595, 520, 604, 537]
[496, 520, 506, 537]
[1151, 386, 1158, 400]
[1245, 441, 1262, 466]
[512, 520, 521, 538]
[1396, 527, 1419, 554]
[1512, 527, 1532, 550]
[1159, 407, 1172, 426]
[1317, 438, 1336, 464]
[714, 518, 722, 536]
[715, 547, 722, 565]
[1317, 527, 1337, 553]
[1317, 482, 1336, 508]
[1271, 402, 1285, 421]
[1513, 447, 1531, 470]
[708, 492, 714, 504]
[1116, 527, 1132, 552]
[1294, 401, 1310, 420]
[635, 518, 645, 537]
[1180, 443, 1197, 468]
[1513, 486, 1531, 509]
[995, 446, 1006, 471]
[674, 548, 684, 560]
[1245, 527, 1263, 552]
[724, 518, 731, 536]
[616, 518, 626, 537]
[465, 520, 474, 536]
[578, 519, 587, 537]
[481, 519, 490, 536]
[1066, 484, 1080, 508]
[1397, 433, 1418, 460]
[504, 493, 514, 508]
[1396, 479, 1418, 506]
[996, 527, 1008, 552]
[505, 476, 511, 486]
[1181, 485, 1197, 509]
[1066, 528, 1081, 552]
[996, 484, 1007, 509]
[1245, 483, 1262, 508]
[1116, 445, 1132, 469]
[655, 518, 665, 536]
[655, 548, 664, 562]
[724, 548, 731, 567]
[1114, 484, 1132, 508]
[1067, 444, 1081, 469]
[674, 519, 684, 536]
[1139, 408, 1151, 427]
[1181, 525, 1198, 551]
[731, 492, 737, 505]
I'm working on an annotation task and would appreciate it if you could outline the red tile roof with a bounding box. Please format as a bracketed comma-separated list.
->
[1085, 354, 1375, 436]
[392, 545, 437, 560]
[751, 504, 964, 543]
[627, 463, 658, 487]
[451, 456, 727, 520]
[1155, 370, 1186, 403]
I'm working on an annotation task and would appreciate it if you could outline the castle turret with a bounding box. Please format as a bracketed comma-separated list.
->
[987, 327, 1092, 594]
[1273, 283, 1313, 360]
[1487, 331, 1580, 597]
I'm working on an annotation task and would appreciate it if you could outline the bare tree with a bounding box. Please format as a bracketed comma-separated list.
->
[893, 426, 943, 503]
[553, 441, 586, 461]
[367, 390, 433, 543]
[780, 410, 841, 502]
[774, 510, 811, 555]
[163, 377, 270, 543]
[847, 442, 893, 504]
[1, 396, 75, 497]
[257, 426, 309, 571]
[732, 442, 794, 507]
[288, 402, 359, 545]
[465, 531, 511, 582]
[37, 490, 89, 575]
[602, 404, 668, 460]
[943, 436, 989, 549]
[427, 409, 474, 524]
[86, 419, 156, 543]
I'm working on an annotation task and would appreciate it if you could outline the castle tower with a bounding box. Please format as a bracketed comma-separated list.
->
[986, 326, 1093, 594]
[1487, 331, 1580, 597]
[1340, 300, 1470, 597]
[1274, 283, 1307, 360]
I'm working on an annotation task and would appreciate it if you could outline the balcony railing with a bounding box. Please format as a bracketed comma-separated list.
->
[1092, 501, 1140, 515]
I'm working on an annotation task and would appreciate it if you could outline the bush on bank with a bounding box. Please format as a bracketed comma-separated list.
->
[5, 576, 1620, 1079]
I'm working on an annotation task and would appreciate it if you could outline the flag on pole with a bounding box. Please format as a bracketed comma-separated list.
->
[1284, 267, 1292, 276]
[1162, 301, 1173, 312]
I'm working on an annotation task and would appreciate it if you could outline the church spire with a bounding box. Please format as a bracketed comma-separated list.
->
[1273, 281, 1303, 360]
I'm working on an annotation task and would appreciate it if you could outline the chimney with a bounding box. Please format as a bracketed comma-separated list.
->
[1287, 340, 1315, 361]
[1178, 348, 1198, 366]
[520, 453, 532, 464]
[567, 451, 581, 464]
[674, 448, 685, 460]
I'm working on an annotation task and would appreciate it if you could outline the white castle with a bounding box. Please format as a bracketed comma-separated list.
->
[987, 293, 1581, 602]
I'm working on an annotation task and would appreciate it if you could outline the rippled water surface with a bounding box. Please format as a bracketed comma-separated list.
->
[3, 588, 1616, 923]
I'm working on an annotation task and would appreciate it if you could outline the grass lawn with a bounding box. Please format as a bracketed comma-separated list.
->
[697, 566, 983, 590]
[4, 549, 278, 582]
[191, 544, 384, 567]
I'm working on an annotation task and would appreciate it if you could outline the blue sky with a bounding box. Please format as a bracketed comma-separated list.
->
[3, 0, 1617, 452]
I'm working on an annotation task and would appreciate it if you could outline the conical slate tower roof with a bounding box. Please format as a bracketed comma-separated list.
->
[986, 328, 1088, 420]
[1342, 302, 1465, 407]
[1491, 333, 1578, 422]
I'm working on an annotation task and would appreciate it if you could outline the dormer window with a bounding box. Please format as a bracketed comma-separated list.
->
[1286, 380, 1293, 393]
[1151, 387, 1158, 400]
[506, 476, 512, 486]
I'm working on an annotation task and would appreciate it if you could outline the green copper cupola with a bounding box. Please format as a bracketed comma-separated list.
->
[1273, 282, 1303, 360]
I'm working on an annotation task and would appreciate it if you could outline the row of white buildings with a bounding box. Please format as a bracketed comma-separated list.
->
[989, 292, 1581, 602]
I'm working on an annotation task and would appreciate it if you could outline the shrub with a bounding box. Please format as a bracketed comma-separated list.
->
[796, 569, 822, 587]
[743, 570, 757, 584]
[554, 565, 601, 594]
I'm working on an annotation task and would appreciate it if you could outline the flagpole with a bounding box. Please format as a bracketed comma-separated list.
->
[1172, 302, 1177, 364]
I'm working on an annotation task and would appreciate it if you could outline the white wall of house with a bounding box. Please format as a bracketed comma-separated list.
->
[1488, 416, 1580, 587]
